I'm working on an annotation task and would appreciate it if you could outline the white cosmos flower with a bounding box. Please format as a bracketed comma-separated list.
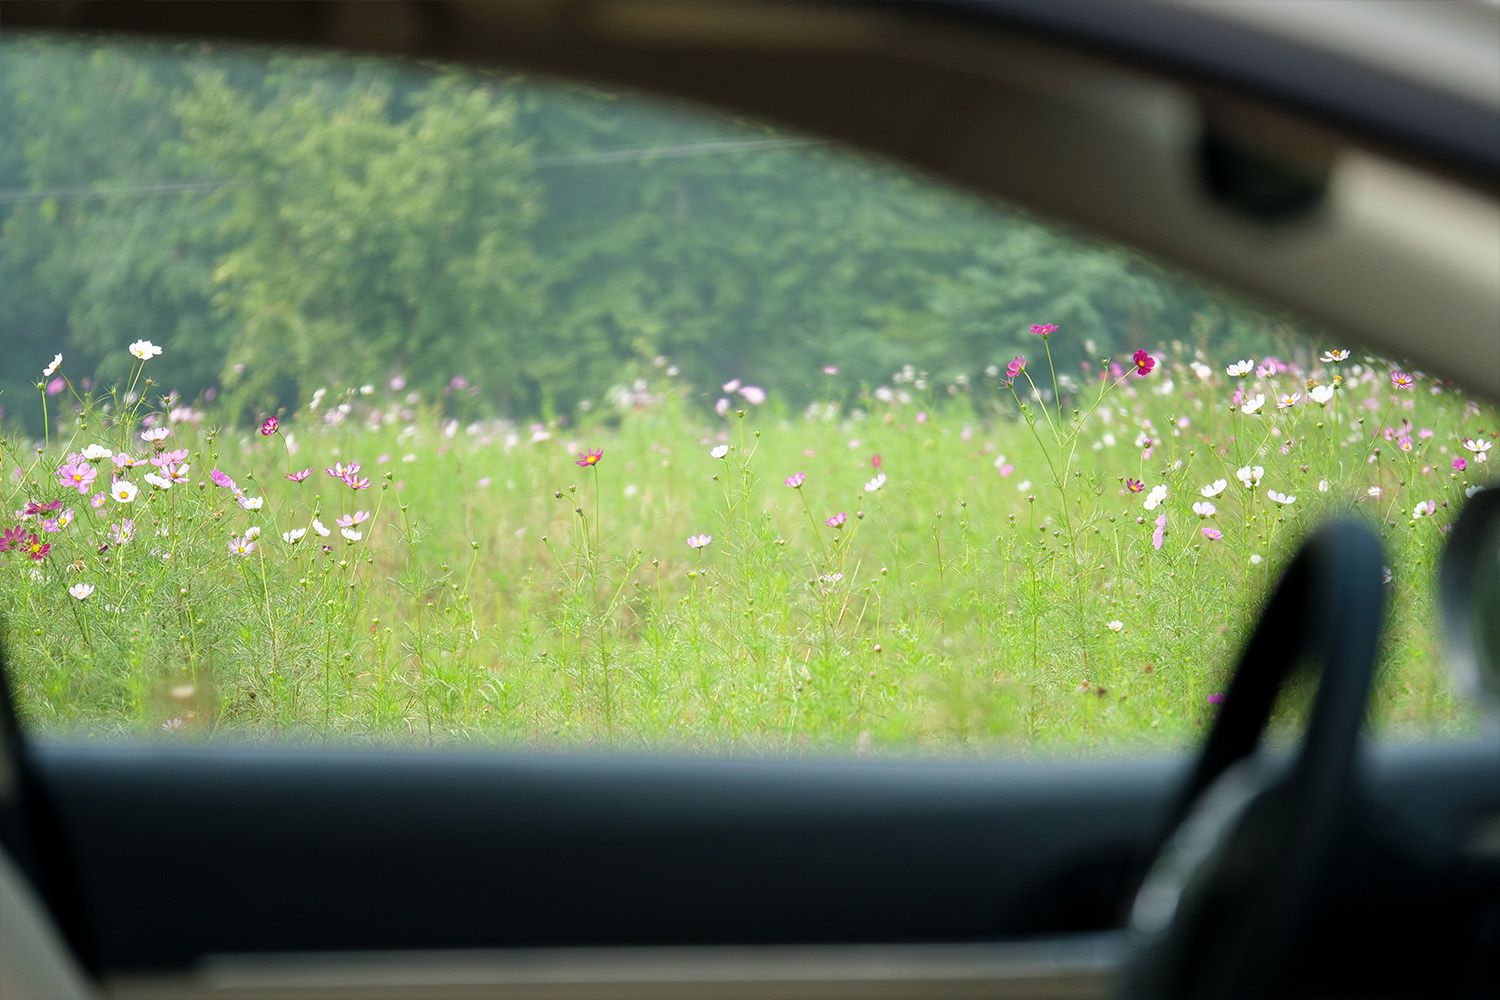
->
[239, 496, 263, 511]
[1367, 486, 1383, 498]
[143, 472, 172, 490]
[1201, 479, 1228, 498]
[81, 444, 113, 461]
[1237, 466, 1265, 489]
[1309, 384, 1336, 406]
[1462, 438, 1492, 461]
[128, 340, 162, 360]
[710, 444, 729, 459]
[340, 527, 362, 542]
[1320, 349, 1350, 362]
[140, 427, 170, 443]
[283, 528, 306, 544]
[43, 353, 62, 378]
[1143, 484, 1168, 510]
[68, 583, 94, 601]
[244, 526, 261, 540]
[111, 481, 139, 503]
[311, 519, 331, 537]
[1192, 501, 1217, 517]
[1106, 620, 1124, 633]
[1226, 360, 1254, 377]
[1241, 394, 1266, 415]
[1267, 490, 1296, 506]
[1413, 500, 1436, 518]
[865, 473, 887, 493]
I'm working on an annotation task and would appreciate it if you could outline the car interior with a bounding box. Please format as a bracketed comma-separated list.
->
[0, 2, 1497, 998]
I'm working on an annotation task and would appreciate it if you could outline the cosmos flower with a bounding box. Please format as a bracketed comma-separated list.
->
[1192, 501, 1217, 517]
[311, 519, 331, 538]
[1390, 371, 1416, 390]
[1453, 457, 1468, 472]
[0, 527, 28, 552]
[1006, 356, 1026, 380]
[1106, 620, 1123, 632]
[710, 445, 730, 459]
[1241, 394, 1266, 415]
[1125, 478, 1144, 493]
[785, 472, 805, 489]
[24, 535, 49, 561]
[1277, 392, 1301, 409]
[80, 444, 112, 461]
[283, 528, 307, 544]
[260, 416, 280, 436]
[143, 473, 173, 490]
[1309, 384, 1336, 406]
[56, 459, 97, 495]
[340, 528, 362, 542]
[227, 534, 255, 556]
[1226, 360, 1254, 377]
[43, 353, 62, 378]
[1201, 527, 1223, 541]
[69, 583, 94, 601]
[336, 511, 370, 528]
[1267, 490, 1296, 506]
[1201, 479, 1228, 498]
[1152, 513, 1167, 550]
[341, 469, 372, 490]
[1236, 466, 1265, 489]
[865, 473, 887, 492]
[575, 448, 604, 468]
[1321, 349, 1350, 363]
[140, 427, 170, 443]
[110, 480, 138, 504]
[825, 512, 848, 528]
[128, 340, 162, 360]
[1132, 350, 1156, 376]
[686, 534, 712, 549]
[109, 520, 135, 545]
[286, 468, 312, 482]
[150, 449, 188, 469]
[1144, 485, 1168, 510]
[238, 496, 263, 510]
[1413, 500, 1436, 518]
[738, 386, 767, 405]
[1462, 438, 1492, 462]
[1030, 323, 1058, 338]
[210, 469, 239, 493]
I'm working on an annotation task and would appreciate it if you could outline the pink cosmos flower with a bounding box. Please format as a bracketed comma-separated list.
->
[56, 459, 97, 495]
[341, 470, 372, 490]
[0, 526, 28, 552]
[826, 512, 848, 529]
[1030, 323, 1058, 338]
[150, 449, 189, 469]
[90, 492, 107, 509]
[1207, 692, 1225, 706]
[686, 534, 712, 549]
[1202, 526, 1223, 541]
[227, 534, 255, 557]
[23, 500, 62, 518]
[260, 416, 280, 436]
[1152, 513, 1167, 550]
[326, 461, 357, 479]
[575, 448, 604, 468]
[23, 534, 49, 561]
[335, 511, 371, 528]
[1453, 457, 1468, 472]
[1125, 478, 1144, 493]
[1133, 350, 1156, 376]
[1005, 356, 1026, 381]
[785, 472, 805, 489]
[1390, 370, 1416, 390]
[210, 469, 238, 492]
[822, 366, 839, 376]
[285, 468, 312, 482]
[45, 377, 65, 397]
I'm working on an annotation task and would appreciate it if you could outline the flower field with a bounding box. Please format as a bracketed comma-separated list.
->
[2, 334, 1494, 753]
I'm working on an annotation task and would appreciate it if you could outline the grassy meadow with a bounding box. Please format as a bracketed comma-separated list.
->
[2, 338, 1493, 754]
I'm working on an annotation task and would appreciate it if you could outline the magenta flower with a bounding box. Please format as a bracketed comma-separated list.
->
[575, 448, 604, 468]
[1006, 356, 1026, 381]
[871, 454, 882, 469]
[260, 415, 280, 436]
[285, 468, 312, 482]
[1125, 478, 1144, 493]
[341, 469, 372, 490]
[0, 526, 28, 552]
[1390, 370, 1416, 390]
[325, 461, 357, 479]
[45, 377, 65, 397]
[210, 469, 238, 492]
[23, 500, 62, 518]
[1030, 323, 1058, 338]
[826, 512, 848, 529]
[1202, 526, 1223, 541]
[1453, 457, 1468, 472]
[1152, 513, 1167, 550]
[1207, 692, 1225, 706]
[55, 458, 97, 495]
[23, 533, 50, 561]
[785, 472, 805, 489]
[1133, 349, 1156, 376]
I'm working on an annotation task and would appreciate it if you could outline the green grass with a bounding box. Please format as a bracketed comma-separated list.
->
[2, 348, 1492, 755]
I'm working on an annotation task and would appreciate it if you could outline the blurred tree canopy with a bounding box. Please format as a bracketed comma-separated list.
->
[0, 37, 1293, 429]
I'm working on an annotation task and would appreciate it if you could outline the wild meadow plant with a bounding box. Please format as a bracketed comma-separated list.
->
[1, 335, 1493, 753]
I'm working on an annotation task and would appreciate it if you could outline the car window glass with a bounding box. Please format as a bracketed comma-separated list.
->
[1, 38, 1493, 752]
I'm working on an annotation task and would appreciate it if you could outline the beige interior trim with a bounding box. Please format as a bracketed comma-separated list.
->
[0, 845, 98, 1000]
[105, 935, 1123, 1000]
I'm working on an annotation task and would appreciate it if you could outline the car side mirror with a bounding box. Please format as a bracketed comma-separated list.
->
[1440, 485, 1500, 713]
